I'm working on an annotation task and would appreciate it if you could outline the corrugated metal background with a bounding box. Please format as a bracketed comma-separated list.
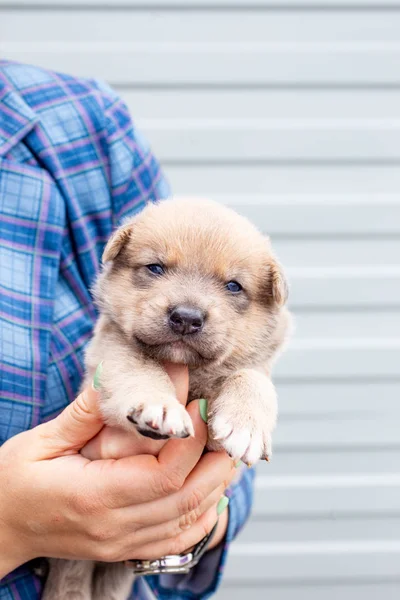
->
[1, 2, 400, 598]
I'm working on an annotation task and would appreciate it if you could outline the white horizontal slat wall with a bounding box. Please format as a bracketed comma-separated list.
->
[2, 2, 400, 599]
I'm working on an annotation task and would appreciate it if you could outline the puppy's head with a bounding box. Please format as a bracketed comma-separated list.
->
[96, 198, 288, 368]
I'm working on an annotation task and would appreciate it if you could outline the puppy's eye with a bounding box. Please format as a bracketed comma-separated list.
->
[226, 281, 242, 294]
[146, 264, 165, 276]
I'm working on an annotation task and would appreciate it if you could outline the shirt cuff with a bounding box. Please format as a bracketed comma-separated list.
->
[143, 466, 255, 600]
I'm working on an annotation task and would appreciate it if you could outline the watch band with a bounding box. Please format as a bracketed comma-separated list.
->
[124, 520, 219, 576]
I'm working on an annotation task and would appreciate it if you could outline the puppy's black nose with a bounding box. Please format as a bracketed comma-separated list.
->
[169, 306, 205, 335]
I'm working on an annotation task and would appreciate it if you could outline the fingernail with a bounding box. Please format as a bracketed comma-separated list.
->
[235, 461, 241, 468]
[92, 362, 103, 391]
[217, 495, 229, 516]
[199, 398, 208, 423]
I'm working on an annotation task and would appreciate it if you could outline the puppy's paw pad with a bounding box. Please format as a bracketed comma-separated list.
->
[126, 403, 144, 426]
[127, 398, 194, 440]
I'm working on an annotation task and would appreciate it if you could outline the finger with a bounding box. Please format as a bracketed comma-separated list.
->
[81, 424, 164, 460]
[96, 400, 208, 506]
[163, 362, 189, 407]
[34, 386, 103, 458]
[121, 483, 225, 549]
[156, 398, 208, 481]
[116, 449, 235, 525]
[80, 362, 189, 460]
[207, 502, 230, 550]
[124, 501, 222, 561]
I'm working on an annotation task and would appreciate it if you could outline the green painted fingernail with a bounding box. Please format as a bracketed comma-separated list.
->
[199, 398, 208, 423]
[92, 362, 103, 391]
[235, 461, 241, 468]
[217, 495, 229, 516]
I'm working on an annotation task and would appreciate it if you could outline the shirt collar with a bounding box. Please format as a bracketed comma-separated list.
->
[0, 73, 38, 157]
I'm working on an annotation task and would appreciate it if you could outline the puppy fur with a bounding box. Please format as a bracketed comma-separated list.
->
[44, 198, 292, 600]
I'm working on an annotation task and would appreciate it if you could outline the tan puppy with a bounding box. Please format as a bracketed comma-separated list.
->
[44, 198, 291, 600]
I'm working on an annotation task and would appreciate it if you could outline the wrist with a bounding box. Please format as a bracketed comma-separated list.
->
[0, 521, 31, 579]
[0, 486, 34, 578]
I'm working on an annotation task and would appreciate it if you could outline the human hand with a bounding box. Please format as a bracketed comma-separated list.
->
[0, 367, 234, 578]
[80, 361, 232, 550]
[80, 362, 190, 460]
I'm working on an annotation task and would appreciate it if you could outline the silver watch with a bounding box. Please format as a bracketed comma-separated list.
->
[124, 520, 218, 576]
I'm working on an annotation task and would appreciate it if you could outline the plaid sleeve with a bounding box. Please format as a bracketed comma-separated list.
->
[145, 467, 255, 600]
[93, 80, 171, 227]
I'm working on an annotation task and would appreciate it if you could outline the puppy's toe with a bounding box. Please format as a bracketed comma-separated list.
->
[126, 403, 145, 426]
[242, 432, 265, 467]
[221, 429, 265, 467]
[262, 435, 272, 463]
[163, 404, 195, 439]
[209, 413, 273, 466]
[209, 415, 233, 443]
[127, 398, 194, 440]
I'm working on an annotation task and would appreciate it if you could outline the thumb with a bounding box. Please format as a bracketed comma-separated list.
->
[81, 362, 189, 461]
[163, 361, 189, 406]
[36, 385, 104, 458]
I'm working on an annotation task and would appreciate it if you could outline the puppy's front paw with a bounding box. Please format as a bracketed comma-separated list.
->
[127, 396, 194, 440]
[208, 371, 277, 465]
[209, 413, 272, 466]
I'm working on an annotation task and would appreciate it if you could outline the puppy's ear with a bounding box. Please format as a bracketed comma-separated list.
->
[266, 256, 288, 307]
[102, 222, 132, 263]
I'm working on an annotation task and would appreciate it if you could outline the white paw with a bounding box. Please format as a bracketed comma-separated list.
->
[127, 396, 194, 440]
[209, 413, 272, 465]
[208, 371, 277, 465]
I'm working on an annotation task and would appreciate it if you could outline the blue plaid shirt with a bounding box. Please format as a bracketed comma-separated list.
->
[0, 61, 254, 600]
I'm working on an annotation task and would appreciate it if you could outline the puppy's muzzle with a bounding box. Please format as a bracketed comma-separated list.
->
[169, 305, 205, 336]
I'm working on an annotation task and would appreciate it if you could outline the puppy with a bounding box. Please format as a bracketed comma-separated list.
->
[43, 198, 291, 600]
